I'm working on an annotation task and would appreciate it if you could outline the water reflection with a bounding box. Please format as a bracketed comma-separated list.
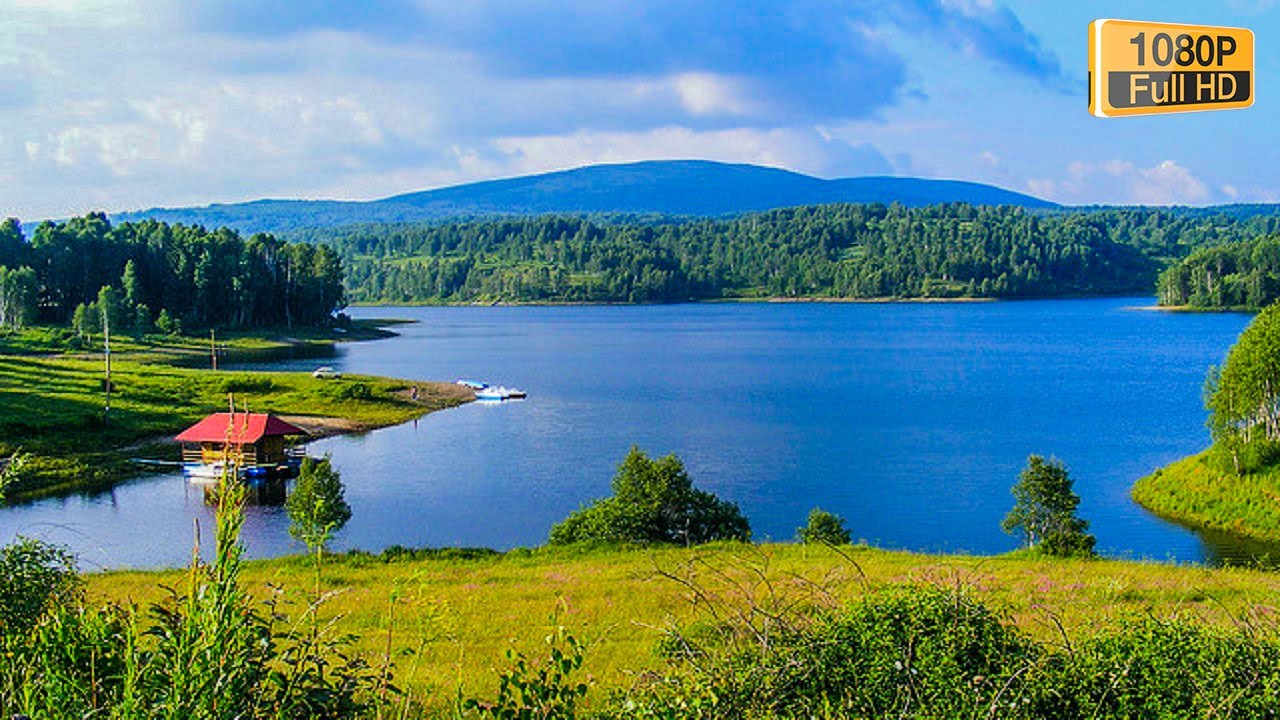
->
[197, 478, 289, 507]
[1195, 526, 1280, 569]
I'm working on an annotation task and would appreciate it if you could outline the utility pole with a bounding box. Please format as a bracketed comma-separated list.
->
[211, 328, 218, 371]
[103, 309, 111, 422]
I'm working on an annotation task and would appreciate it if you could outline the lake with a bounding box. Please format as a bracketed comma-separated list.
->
[0, 298, 1258, 569]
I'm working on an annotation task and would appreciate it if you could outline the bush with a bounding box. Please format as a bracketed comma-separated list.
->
[549, 447, 750, 546]
[618, 587, 1036, 719]
[796, 508, 851, 545]
[324, 381, 374, 401]
[215, 375, 279, 395]
[0, 538, 80, 638]
[612, 588, 1280, 719]
[463, 627, 590, 718]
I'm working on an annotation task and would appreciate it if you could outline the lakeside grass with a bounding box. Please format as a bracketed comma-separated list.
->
[0, 321, 469, 500]
[1134, 449, 1280, 543]
[86, 542, 1280, 713]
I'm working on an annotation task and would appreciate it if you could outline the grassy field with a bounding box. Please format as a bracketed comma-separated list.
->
[1134, 449, 1280, 543]
[0, 321, 470, 500]
[86, 542, 1280, 712]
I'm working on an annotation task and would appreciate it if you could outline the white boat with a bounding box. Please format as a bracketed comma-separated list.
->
[475, 386, 510, 400]
[183, 462, 235, 483]
[456, 379, 488, 389]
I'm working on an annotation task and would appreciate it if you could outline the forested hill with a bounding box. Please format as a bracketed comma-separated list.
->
[294, 204, 1280, 305]
[110, 160, 1055, 235]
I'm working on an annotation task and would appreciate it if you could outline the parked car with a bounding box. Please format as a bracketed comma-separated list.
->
[312, 366, 342, 379]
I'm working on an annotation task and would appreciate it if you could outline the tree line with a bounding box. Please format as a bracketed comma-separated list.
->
[0, 213, 345, 333]
[1157, 235, 1280, 310]
[287, 204, 1280, 305]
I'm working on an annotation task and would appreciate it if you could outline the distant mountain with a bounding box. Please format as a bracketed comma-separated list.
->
[109, 160, 1057, 235]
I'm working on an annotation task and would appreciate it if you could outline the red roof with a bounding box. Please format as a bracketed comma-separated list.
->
[175, 413, 306, 444]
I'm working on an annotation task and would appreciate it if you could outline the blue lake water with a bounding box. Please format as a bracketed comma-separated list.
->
[0, 298, 1259, 569]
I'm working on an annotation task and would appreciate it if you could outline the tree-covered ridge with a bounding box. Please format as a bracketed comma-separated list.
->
[293, 204, 1280, 305]
[0, 213, 345, 331]
[1157, 235, 1280, 310]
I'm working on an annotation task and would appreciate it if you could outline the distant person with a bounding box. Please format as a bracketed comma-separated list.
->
[411, 386, 419, 402]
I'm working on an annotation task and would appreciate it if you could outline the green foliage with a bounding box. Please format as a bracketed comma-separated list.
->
[463, 626, 590, 719]
[70, 301, 97, 338]
[96, 284, 125, 334]
[613, 586, 1280, 719]
[132, 303, 152, 340]
[1158, 235, 1280, 309]
[291, 205, 1280, 305]
[549, 447, 750, 546]
[0, 266, 38, 330]
[0, 462, 385, 718]
[0, 451, 28, 503]
[2, 212, 345, 330]
[1001, 455, 1096, 557]
[324, 380, 375, 400]
[797, 508, 852, 545]
[1205, 303, 1280, 475]
[287, 456, 353, 555]
[215, 374, 280, 395]
[155, 307, 181, 335]
[0, 537, 80, 638]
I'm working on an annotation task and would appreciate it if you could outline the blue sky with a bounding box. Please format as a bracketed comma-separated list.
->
[0, 0, 1277, 218]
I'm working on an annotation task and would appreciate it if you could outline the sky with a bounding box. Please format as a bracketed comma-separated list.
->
[1, 0, 1278, 219]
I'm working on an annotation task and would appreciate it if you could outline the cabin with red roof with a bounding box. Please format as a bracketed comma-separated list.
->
[175, 412, 306, 467]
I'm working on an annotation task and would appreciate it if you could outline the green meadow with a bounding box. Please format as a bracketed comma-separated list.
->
[0, 322, 469, 499]
[86, 542, 1280, 715]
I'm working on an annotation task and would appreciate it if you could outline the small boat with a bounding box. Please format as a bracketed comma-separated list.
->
[183, 462, 235, 483]
[456, 379, 489, 389]
[475, 386, 510, 401]
[475, 385, 528, 401]
[184, 459, 301, 484]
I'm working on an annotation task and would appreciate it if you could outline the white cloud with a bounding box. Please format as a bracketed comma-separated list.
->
[1028, 159, 1214, 206]
[0, 0, 1076, 219]
[487, 126, 895, 181]
[671, 73, 754, 117]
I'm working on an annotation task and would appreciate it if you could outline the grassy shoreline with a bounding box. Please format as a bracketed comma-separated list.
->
[0, 320, 471, 501]
[1134, 448, 1280, 544]
[86, 542, 1280, 711]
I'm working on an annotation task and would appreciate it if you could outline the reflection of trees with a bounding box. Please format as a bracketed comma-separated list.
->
[203, 479, 287, 507]
[1196, 526, 1280, 569]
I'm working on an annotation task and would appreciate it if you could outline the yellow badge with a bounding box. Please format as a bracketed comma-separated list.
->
[1089, 19, 1254, 117]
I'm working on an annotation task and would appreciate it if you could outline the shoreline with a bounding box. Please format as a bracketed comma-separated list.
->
[347, 293, 1154, 308]
[0, 321, 472, 503]
[1133, 449, 1280, 547]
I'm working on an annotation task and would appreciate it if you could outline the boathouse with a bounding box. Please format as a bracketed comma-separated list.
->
[175, 412, 306, 466]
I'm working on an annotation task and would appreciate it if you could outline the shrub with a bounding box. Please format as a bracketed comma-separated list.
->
[613, 588, 1280, 719]
[549, 447, 750, 546]
[0, 465, 385, 718]
[325, 381, 374, 400]
[215, 375, 279, 395]
[0, 537, 80, 638]
[796, 508, 851, 545]
[619, 587, 1037, 719]
[463, 627, 590, 718]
